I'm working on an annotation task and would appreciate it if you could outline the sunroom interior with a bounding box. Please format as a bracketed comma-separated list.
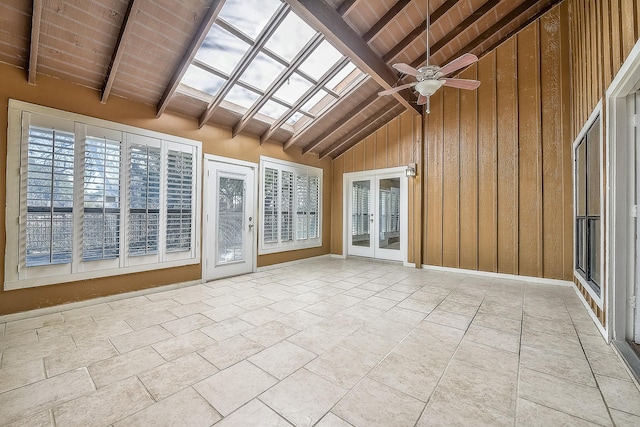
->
[2, 0, 640, 425]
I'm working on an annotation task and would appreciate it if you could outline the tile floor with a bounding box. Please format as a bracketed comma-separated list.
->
[1, 257, 640, 426]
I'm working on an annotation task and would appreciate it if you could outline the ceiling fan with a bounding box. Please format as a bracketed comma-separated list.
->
[378, 0, 481, 112]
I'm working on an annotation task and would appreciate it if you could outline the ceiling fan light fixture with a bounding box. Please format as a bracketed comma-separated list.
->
[415, 79, 444, 96]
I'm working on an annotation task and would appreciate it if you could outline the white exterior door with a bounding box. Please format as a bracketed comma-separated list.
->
[203, 157, 256, 281]
[635, 92, 640, 343]
[346, 169, 407, 262]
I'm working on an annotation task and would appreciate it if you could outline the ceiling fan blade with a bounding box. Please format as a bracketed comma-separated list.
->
[392, 63, 420, 76]
[442, 78, 481, 90]
[438, 53, 479, 76]
[378, 82, 417, 96]
[417, 95, 428, 105]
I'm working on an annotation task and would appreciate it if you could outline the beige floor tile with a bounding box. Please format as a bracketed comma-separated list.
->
[249, 340, 316, 380]
[288, 325, 342, 355]
[88, 346, 165, 387]
[168, 302, 214, 318]
[138, 352, 218, 400]
[304, 302, 344, 318]
[306, 346, 377, 388]
[277, 310, 325, 330]
[5, 313, 64, 335]
[472, 312, 522, 335]
[396, 298, 437, 314]
[333, 377, 424, 427]
[424, 309, 473, 330]
[367, 352, 441, 401]
[0, 322, 5, 336]
[375, 289, 411, 302]
[579, 334, 616, 359]
[214, 399, 290, 426]
[114, 387, 220, 427]
[337, 326, 398, 360]
[324, 294, 362, 308]
[0, 368, 95, 425]
[588, 352, 633, 381]
[109, 324, 173, 353]
[343, 288, 377, 299]
[241, 321, 297, 348]
[365, 317, 413, 341]
[44, 340, 118, 377]
[0, 358, 46, 394]
[200, 317, 254, 341]
[152, 330, 216, 361]
[267, 299, 309, 314]
[202, 304, 247, 321]
[596, 374, 640, 416]
[316, 412, 354, 427]
[477, 301, 523, 321]
[520, 345, 595, 387]
[361, 296, 397, 311]
[340, 304, 385, 322]
[2, 335, 76, 367]
[234, 296, 274, 311]
[52, 376, 154, 427]
[34, 317, 97, 341]
[260, 368, 348, 427]
[381, 307, 427, 326]
[123, 309, 178, 330]
[71, 320, 134, 347]
[521, 328, 584, 359]
[464, 323, 520, 353]
[515, 398, 601, 426]
[107, 295, 151, 311]
[61, 304, 112, 322]
[198, 335, 265, 369]
[194, 360, 277, 416]
[522, 314, 577, 339]
[610, 409, 640, 427]
[4, 410, 53, 427]
[436, 299, 480, 317]
[161, 313, 214, 336]
[518, 368, 611, 425]
[0, 330, 38, 351]
[436, 359, 517, 415]
[572, 319, 602, 337]
[453, 340, 519, 375]
[92, 307, 143, 327]
[417, 392, 512, 427]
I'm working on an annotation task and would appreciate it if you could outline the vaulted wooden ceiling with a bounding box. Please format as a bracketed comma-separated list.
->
[0, 0, 560, 158]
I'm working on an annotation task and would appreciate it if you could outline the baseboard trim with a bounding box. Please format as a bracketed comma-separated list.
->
[421, 264, 574, 287]
[257, 254, 332, 272]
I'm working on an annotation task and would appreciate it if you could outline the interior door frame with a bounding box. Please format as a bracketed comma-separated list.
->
[202, 154, 258, 282]
[343, 166, 409, 264]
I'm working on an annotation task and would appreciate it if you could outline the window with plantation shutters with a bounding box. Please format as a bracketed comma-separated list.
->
[259, 157, 322, 254]
[5, 101, 201, 290]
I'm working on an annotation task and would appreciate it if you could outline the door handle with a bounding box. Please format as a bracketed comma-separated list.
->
[249, 224, 254, 230]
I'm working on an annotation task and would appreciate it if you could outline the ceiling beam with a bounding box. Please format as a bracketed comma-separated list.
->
[302, 92, 379, 155]
[284, 0, 419, 113]
[27, 0, 43, 85]
[198, 4, 289, 128]
[337, 0, 358, 16]
[381, 0, 457, 63]
[363, 0, 411, 42]
[101, 0, 142, 103]
[284, 75, 370, 151]
[155, 0, 226, 118]
[319, 100, 399, 159]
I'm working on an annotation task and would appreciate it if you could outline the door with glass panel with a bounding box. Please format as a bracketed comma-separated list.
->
[347, 172, 406, 262]
[203, 159, 256, 281]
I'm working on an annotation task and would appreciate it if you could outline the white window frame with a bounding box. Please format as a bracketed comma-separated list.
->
[572, 101, 604, 309]
[5, 100, 202, 290]
[259, 156, 322, 254]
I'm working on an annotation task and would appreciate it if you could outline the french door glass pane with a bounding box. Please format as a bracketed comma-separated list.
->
[351, 180, 370, 247]
[218, 177, 245, 264]
[378, 178, 400, 251]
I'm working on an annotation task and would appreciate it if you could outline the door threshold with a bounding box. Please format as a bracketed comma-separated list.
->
[612, 340, 640, 386]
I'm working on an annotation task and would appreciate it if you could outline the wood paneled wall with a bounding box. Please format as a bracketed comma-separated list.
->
[424, 3, 573, 280]
[331, 110, 422, 264]
[567, 0, 640, 325]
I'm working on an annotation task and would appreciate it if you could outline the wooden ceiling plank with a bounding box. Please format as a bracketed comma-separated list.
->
[232, 33, 323, 137]
[198, 4, 289, 128]
[101, 0, 142, 103]
[260, 57, 351, 144]
[302, 92, 380, 155]
[284, 0, 419, 113]
[284, 75, 370, 151]
[337, 0, 358, 16]
[363, 0, 412, 42]
[319, 100, 398, 159]
[28, 0, 43, 85]
[381, 0, 457, 63]
[156, 0, 227, 118]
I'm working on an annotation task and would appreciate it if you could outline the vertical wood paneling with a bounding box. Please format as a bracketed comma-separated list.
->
[413, 115, 422, 267]
[387, 116, 400, 167]
[496, 37, 519, 275]
[364, 134, 375, 170]
[426, 91, 444, 266]
[621, 0, 636, 58]
[400, 112, 414, 165]
[540, 6, 565, 280]
[442, 87, 460, 268]
[354, 142, 365, 171]
[602, 1, 613, 86]
[331, 157, 344, 254]
[477, 51, 498, 273]
[343, 148, 354, 173]
[560, 0, 572, 281]
[517, 23, 543, 277]
[459, 64, 478, 271]
[375, 127, 387, 168]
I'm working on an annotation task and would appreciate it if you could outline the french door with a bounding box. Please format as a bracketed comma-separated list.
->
[203, 157, 256, 281]
[346, 169, 407, 262]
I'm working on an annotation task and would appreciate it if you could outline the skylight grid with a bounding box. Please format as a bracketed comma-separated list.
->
[217, 0, 281, 40]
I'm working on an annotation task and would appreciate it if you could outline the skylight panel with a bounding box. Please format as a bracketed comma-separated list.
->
[238, 52, 285, 91]
[258, 100, 289, 120]
[224, 85, 261, 109]
[325, 62, 359, 92]
[195, 24, 250, 75]
[264, 12, 317, 62]
[181, 65, 226, 96]
[298, 40, 344, 80]
[273, 73, 312, 105]
[217, 0, 281, 40]
[286, 111, 305, 125]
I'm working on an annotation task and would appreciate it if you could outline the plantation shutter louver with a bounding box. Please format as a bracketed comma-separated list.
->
[309, 175, 319, 239]
[166, 150, 193, 252]
[263, 167, 279, 243]
[280, 170, 293, 242]
[295, 173, 309, 240]
[129, 144, 161, 256]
